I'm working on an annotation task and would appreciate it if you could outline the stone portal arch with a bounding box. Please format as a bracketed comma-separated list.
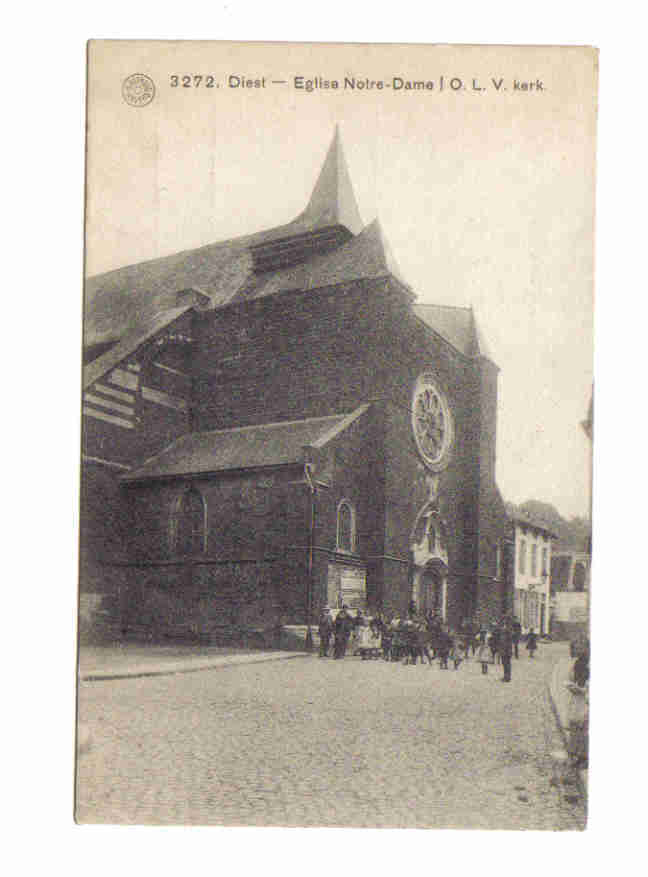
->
[414, 558, 448, 619]
[410, 501, 449, 620]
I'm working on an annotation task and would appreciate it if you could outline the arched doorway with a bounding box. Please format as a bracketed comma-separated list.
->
[419, 559, 447, 618]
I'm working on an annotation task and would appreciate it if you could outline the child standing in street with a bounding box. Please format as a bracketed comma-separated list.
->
[477, 628, 490, 674]
[526, 628, 538, 658]
[449, 632, 463, 670]
[437, 626, 451, 669]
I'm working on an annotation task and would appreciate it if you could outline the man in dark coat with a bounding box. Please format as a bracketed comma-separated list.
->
[333, 606, 353, 659]
[427, 612, 442, 658]
[318, 608, 333, 657]
[499, 620, 514, 682]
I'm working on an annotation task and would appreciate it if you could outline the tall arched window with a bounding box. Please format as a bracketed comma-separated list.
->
[337, 500, 355, 553]
[170, 486, 206, 556]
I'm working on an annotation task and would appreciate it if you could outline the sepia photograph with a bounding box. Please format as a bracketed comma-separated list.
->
[76, 40, 596, 829]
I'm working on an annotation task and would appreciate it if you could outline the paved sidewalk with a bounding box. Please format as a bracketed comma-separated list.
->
[78, 644, 309, 681]
[547, 650, 589, 797]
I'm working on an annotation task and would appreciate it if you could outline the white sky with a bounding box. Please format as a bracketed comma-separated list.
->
[86, 42, 596, 520]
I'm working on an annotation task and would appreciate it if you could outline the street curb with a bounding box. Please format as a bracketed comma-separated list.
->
[79, 651, 311, 682]
[546, 656, 588, 802]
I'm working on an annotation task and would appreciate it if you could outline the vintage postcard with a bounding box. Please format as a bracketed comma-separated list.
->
[77, 41, 596, 828]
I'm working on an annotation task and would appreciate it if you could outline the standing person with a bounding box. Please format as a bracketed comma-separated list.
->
[437, 625, 451, 669]
[477, 629, 491, 674]
[489, 624, 500, 665]
[428, 612, 442, 659]
[449, 631, 463, 670]
[512, 619, 522, 659]
[499, 620, 513, 682]
[469, 619, 478, 656]
[333, 605, 352, 659]
[351, 608, 363, 655]
[565, 639, 589, 768]
[357, 615, 372, 660]
[526, 628, 538, 658]
[381, 615, 393, 661]
[318, 607, 333, 658]
[402, 617, 417, 664]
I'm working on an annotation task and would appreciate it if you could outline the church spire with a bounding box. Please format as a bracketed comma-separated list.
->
[299, 126, 364, 235]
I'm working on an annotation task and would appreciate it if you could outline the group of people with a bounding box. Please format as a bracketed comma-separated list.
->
[318, 603, 541, 682]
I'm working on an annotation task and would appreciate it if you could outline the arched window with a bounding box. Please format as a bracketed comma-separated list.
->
[337, 500, 355, 553]
[170, 486, 206, 556]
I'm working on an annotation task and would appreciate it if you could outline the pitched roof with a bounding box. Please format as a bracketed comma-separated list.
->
[84, 127, 494, 363]
[508, 511, 559, 539]
[412, 304, 474, 356]
[84, 127, 365, 349]
[231, 218, 406, 303]
[122, 405, 371, 482]
[412, 304, 497, 362]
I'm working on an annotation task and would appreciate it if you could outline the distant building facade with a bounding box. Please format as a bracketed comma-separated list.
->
[550, 551, 590, 640]
[508, 513, 555, 635]
[79, 129, 509, 643]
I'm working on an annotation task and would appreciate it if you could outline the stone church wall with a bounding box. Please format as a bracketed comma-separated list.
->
[119, 467, 310, 639]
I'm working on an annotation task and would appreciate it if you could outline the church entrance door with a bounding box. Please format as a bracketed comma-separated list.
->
[420, 563, 446, 618]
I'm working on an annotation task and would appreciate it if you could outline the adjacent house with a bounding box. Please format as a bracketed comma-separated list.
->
[508, 512, 556, 636]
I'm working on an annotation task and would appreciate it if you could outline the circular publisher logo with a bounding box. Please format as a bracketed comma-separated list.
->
[122, 73, 155, 107]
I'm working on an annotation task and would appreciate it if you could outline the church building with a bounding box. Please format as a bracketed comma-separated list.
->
[80, 128, 509, 643]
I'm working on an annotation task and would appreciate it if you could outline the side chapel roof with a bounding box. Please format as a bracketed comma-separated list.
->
[123, 404, 371, 482]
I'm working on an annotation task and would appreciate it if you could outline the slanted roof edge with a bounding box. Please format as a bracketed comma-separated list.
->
[411, 310, 473, 361]
[83, 306, 192, 390]
[310, 403, 371, 448]
[122, 460, 301, 484]
[120, 408, 367, 483]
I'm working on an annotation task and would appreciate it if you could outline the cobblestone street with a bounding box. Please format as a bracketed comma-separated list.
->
[76, 643, 585, 829]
